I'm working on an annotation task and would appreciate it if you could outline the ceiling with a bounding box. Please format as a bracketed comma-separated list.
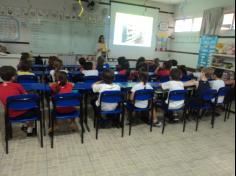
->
[150, 0, 185, 4]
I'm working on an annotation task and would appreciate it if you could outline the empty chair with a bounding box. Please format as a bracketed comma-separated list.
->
[51, 93, 83, 148]
[126, 89, 154, 135]
[215, 87, 230, 121]
[5, 94, 43, 154]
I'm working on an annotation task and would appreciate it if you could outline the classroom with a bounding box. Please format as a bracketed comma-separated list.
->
[0, 0, 235, 175]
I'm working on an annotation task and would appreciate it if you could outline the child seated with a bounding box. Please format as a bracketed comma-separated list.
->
[17, 60, 35, 76]
[116, 57, 130, 76]
[157, 61, 171, 77]
[50, 59, 68, 82]
[0, 66, 35, 136]
[210, 69, 226, 104]
[82, 62, 99, 77]
[130, 71, 161, 127]
[160, 69, 185, 122]
[50, 71, 77, 131]
[92, 69, 120, 111]
[170, 59, 178, 69]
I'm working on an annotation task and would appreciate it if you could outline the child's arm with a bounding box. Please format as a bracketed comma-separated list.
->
[184, 80, 198, 87]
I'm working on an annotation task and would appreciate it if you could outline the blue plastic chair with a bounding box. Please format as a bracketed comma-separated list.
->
[68, 72, 84, 83]
[114, 75, 128, 82]
[215, 87, 230, 121]
[223, 86, 235, 122]
[5, 94, 43, 154]
[185, 89, 217, 132]
[51, 93, 83, 148]
[126, 89, 154, 135]
[181, 75, 193, 82]
[162, 90, 188, 134]
[31, 64, 46, 72]
[95, 91, 124, 139]
[84, 76, 100, 83]
[159, 76, 170, 83]
[17, 75, 38, 83]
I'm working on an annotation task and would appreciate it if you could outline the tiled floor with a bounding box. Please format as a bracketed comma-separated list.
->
[0, 110, 235, 176]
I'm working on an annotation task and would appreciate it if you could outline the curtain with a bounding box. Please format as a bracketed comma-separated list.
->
[200, 7, 224, 36]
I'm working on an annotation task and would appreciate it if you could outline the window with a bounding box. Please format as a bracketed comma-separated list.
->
[221, 13, 235, 30]
[175, 17, 202, 32]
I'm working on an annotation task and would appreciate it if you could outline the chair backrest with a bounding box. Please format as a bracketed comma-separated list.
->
[168, 90, 188, 102]
[217, 86, 230, 97]
[53, 93, 81, 108]
[6, 94, 40, 112]
[84, 76, 99, 83]
[181, 75, 193, 81]
[201, 89, 217, 101]
[100, 91, 124, 104]
[31, 64, 46, 71]
[17, 75, 38, 83]
[160, 76, 170, 83]
[114, 75, 128, 82]
[134, 89, 154, 101]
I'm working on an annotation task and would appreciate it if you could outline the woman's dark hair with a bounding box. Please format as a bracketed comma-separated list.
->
[136, 57, 146, 70]
[79, 57, 86, 67]
[18, 60, 31, 72]
[102, 69, 114, 84]
[97, 56, 105, 71]
[85, 62, 93, 70]
[139, 71, 149, 86]
[54, 71, 68, 94]
[0, 66, 17, 81]
[170, 69, 181, 81]
[98, 35, 105, 43]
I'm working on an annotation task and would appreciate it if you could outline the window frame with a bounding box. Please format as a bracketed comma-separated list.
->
[221, 12, 235, 31]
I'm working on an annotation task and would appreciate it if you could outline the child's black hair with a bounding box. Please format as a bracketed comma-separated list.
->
[0, 66, 17, 81]
[163, 61, 172, 70]
[102, 69, 114, 84]
[79, 57, 86, 67]
[54, 71, 68, 94]
[139, 71, 149, 86]
[85, 62, 93, 70]
[171, 59, 178, 67]
[136, 57, 146, 70]
[170, 68, 181, 81]
[214, 69, 224, 78]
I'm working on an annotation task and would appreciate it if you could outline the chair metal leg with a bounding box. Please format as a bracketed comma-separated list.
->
[5, 121, 9, 154]
[162, 115, 166, 134]
[227, 102, 232, 120]
[121, 113, 125, 138]
[211, 106, 216, 128]
[196, 110, 200, 132]
[40, 117, 43, 148]
[183, 109, 187, 132]
[224, 103, 229, 122]
[129, 111, 132, 136]
[35, 121, 38, 135]
[80, 117, 84, 144]
[150, 110, 153, 132]
[96, 115, 99, 140]
[51, 116, 54, 148]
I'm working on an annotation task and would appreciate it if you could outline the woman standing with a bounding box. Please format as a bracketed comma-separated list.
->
[96, 35, 109, 60]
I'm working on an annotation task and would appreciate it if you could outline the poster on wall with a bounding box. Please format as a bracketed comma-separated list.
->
[197, 35, 218, 67]
[156, 32, 169, 51]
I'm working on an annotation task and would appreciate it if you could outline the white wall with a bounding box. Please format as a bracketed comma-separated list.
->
[0, 0, 175, 62]
[170, 0, 235, 68]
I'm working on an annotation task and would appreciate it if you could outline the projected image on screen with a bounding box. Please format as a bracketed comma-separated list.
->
[113, 13, 153, 47]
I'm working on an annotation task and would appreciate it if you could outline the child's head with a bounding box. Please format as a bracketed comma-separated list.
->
[53, 59, 63, 71]
[85, 62, 93, 70]
[170, 69, 181, 81]
[97, 56, 105, 69]
[20, 52, 31, 62]
[171, 59, 178, 67]
[48, 56, 58, 67]
[55, 71, 68, 86]
[139, 71, 149, 85]
[118, 57, 126, 65]
[179, 65, 187, 76]
[98, 35, 105, 43]
[154, 58, 160, 67]
[0, 66, 17, 82]
[18, 61, 31, 72]
[201, 68, 213, 80]
[213, 69, 224, 79]
[102, 69, 114, 84]
[79, 57, 86, 67]
[163, 61, 172, 70]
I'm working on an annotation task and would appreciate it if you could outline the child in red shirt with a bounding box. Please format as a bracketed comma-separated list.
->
[157, 61, 171, 77]
[50, 71, 77, 131]
[0, 66, 35, 136]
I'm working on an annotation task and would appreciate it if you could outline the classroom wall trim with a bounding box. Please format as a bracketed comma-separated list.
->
[0, 41, 30, 44]
[166, 50, 199, 55]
